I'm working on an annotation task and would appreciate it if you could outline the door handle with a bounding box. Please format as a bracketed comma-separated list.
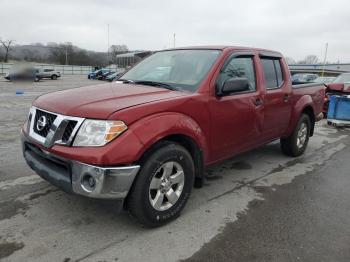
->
[283, 94, 290, 102]
[253, 98, 263, 106]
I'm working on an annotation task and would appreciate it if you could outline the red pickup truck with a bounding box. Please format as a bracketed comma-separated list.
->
[21, 46, 325, 227]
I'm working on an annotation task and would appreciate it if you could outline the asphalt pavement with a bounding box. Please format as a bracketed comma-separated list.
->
[186, 133, 350, 262]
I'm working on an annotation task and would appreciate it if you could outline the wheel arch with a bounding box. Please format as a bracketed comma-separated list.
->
[137, 134, 205, 188]
[284, 95, 316, 137]
[301, 105, 315, 136]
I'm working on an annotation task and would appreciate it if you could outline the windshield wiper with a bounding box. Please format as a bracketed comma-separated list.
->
[134, 81, 178, 91]
[118, 79, 178, 91]
[118, 79, 135, 84]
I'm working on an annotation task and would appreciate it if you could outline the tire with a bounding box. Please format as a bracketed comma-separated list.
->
[126, 142, 195, 227]
[51, 75, 57, 80]
[34, 76, 40, 82]
[280, 114, 311, 157]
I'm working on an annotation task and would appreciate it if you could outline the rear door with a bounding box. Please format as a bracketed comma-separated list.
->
[209, 52, 264, 161]
[259, 55, 292, 139]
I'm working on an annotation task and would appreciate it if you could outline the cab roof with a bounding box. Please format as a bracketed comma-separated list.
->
[163, 45, 283, 57]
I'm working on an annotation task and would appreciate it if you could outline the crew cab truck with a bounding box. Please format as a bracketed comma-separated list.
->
[21, 46, 325, 227]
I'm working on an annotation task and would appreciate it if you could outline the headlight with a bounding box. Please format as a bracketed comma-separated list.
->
[73, 120, 127, 146]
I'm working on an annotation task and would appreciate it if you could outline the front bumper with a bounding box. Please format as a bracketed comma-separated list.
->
[22, 135, 140, 199]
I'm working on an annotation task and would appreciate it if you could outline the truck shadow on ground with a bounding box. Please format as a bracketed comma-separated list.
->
[11, 126, 339, 232]
[23, 141, 285, 229]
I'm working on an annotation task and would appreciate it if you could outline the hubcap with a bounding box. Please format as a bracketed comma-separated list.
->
[149, 161, 185, 211]
[297, 122, 308, 149]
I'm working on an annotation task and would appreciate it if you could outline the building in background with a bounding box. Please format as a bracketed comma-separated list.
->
[289, 63, 350, 76]
[115, 51, 152, 69]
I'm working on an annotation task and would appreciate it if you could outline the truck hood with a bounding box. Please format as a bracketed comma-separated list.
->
[33, 82, 186, 119]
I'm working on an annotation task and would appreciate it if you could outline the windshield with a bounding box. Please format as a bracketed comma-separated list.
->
[120, 49, 221, 92]
[333, 73, 350, 84]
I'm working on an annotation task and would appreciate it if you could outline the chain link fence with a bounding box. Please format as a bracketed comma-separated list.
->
[0, 63, 119, 75]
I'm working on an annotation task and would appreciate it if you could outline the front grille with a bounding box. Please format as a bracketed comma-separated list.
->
[34, 109, 57, 137]
[28, 106, 84, 147]
[33, 109, 57, 137]
[62, 121, 78, 143]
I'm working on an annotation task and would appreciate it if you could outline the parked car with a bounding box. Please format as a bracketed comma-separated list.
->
[322, 73, 350, 116]
[88, 69, 110, 79]
[106, 71, 123, 82]
[291, 73, 319, 84]
[97, 71, 115, 81]
[313, 76, 335, 84]
[22, 46, 325, 227]
[36, 69, 61, 80]
[4, 67, 41, 82]
[331, 72, 350, 85]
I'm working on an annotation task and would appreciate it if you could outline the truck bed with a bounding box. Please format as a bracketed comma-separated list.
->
[292, 82, 326, 89]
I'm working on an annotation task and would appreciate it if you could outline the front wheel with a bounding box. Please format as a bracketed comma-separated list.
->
[280, 114, 311, 157]
[126, 142, 194, 227]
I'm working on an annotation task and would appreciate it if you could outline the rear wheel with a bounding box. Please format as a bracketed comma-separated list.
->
[280, 114, 311, 157]
[51, 75, 57, 80]
[126, 142, 194, 227]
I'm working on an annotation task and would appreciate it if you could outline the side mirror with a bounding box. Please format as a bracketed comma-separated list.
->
[219, 77, 250, 95]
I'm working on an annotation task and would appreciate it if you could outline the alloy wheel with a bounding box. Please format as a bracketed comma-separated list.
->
[149, 161, 185, 211]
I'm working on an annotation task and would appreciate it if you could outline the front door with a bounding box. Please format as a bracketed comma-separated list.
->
[209, 54, 264, 162]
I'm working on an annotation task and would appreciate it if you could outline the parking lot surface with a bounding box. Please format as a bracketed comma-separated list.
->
[0, 76, 349, 262]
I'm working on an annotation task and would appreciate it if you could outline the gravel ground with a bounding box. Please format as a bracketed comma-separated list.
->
[0, 75, 349, 262]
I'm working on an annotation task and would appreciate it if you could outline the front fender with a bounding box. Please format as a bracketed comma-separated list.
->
[129, 112, 209, 161]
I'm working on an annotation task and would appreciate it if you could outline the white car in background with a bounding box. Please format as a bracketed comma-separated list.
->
[36, 69, 61, 80]
[314, 76, 336, 84]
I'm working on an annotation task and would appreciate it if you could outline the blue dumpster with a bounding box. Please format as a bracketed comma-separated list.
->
[327, 95, 350, 126]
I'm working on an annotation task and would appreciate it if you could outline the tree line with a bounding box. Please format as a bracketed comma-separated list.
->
[0, 37, 332, 66]
[0, 38, 129, 67]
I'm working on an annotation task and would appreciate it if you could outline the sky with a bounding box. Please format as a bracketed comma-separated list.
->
[1, 0, 350, 62]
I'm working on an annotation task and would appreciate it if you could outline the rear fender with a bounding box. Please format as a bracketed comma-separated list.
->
[284, 95, 314, 137]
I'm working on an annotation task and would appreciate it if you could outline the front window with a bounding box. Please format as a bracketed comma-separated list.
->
[333, 73, 350, 84]
[216, 56, 256, 92]
[120, 49, 221, 92]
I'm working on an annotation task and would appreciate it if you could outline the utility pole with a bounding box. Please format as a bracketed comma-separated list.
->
[321, 43, 328, 77]
[173, 33, 176, 48]
[107, 24, 110, 68]
[65, 46, 68, 65]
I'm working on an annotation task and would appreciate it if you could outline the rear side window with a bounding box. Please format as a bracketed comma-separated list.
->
[274, 60, 283, 86]
[261, 58, 284, 89]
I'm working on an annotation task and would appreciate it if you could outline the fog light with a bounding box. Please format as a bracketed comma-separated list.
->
[81, 174, 96, 192]
[88, 176, 96, 188]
